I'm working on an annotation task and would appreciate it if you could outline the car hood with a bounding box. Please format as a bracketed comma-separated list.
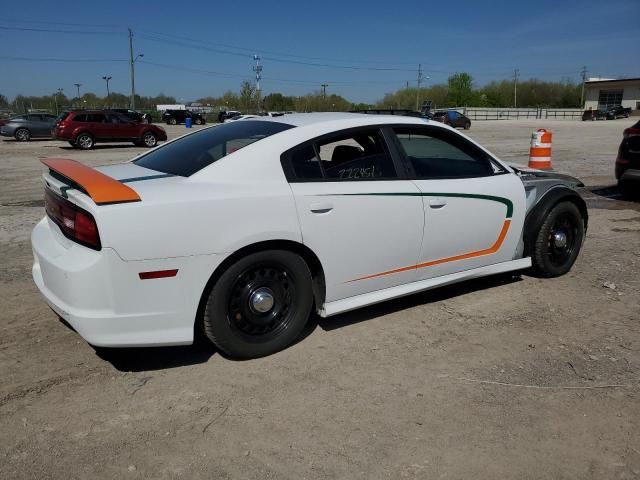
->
[508, 163, 584, 188]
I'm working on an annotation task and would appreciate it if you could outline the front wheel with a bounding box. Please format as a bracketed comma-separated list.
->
[202, 250, 313, 359]
[194, 118, 203, 125]
[531, 201, 585, 277]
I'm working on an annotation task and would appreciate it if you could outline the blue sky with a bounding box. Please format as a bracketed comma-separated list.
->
[1, 0, 638, 103]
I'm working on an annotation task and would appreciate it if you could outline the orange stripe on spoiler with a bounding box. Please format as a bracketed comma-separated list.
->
[347, 220, 511, 283]
[41, 158, 141, 205]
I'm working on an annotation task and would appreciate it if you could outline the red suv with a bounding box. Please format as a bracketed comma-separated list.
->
[52, 110, 167, 150]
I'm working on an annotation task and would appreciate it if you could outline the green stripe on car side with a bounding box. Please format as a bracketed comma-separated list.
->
[320, 192, 513, 218]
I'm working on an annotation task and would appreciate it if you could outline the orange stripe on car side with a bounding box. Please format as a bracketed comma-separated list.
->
[346, 219, 511, 283]
[42, 158, 141, 205]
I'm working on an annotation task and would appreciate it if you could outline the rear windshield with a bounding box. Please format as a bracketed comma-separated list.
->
[56, 112, 70, 122]
[134, 120, 294, 176]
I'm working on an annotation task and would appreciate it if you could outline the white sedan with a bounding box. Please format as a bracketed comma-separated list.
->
[32, 113, 587, 358]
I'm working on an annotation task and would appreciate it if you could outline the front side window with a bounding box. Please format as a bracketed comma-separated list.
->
[393, 127, 494, 179]
[287, 128, 397, 181]
[134, 120, 294, 177]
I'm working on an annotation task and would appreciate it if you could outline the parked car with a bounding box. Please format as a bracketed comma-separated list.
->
[350, 109, 428, 119]
[606, 105, 632, 120]
[162, 109, 206, 125]
[615, 120, 640, 197]
[52, 110, 167, 149]
[108, 109, 152, 123]
[32, 113, 588, 359]
[224, 114, 260, 122]
[218, 110, 241, 123]
[0, 113, 58, 141]
[581, 109, 607, 121]
[430, 110, 472, 129]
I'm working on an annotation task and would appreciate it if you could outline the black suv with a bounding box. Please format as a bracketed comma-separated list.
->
[162, 110, 206, 125]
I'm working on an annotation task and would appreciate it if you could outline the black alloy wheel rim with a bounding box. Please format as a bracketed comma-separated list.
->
[547, 213, 577, 267]
[228, 264, 295, 339]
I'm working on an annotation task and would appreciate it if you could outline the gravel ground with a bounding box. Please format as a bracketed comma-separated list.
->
[0, 119, 639, 479]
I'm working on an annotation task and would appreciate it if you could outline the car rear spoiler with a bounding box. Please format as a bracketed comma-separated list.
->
[41, 158, 141, 205]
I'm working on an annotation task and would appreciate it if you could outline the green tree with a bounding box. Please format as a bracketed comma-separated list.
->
[0, 94, 8, 109]
[447, 73, 474, 106]
[239, 81, 256, 112]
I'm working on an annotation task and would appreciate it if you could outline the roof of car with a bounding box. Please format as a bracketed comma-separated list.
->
[255, 111, 429, 128]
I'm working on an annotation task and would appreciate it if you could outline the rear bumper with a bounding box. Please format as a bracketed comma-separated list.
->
[31, 217, 222, 347]
[620, 168, 640, 182]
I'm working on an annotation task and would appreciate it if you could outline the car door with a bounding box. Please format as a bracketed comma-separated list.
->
[390, 125, 526, 281]
[106, 113, 138, 139]
[87, 113, 108, 139]
[283, 126, 424, 303]
[26, 114, 47, 136]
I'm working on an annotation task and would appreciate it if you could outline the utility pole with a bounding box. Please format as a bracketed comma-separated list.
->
[253, 55, 263, 111]
[513, 68, 520, 108]
[580, 65, 588, 108]
[129, 28, 136, 110]
[53, 88, 63, 114]
[415, 64, 423, 111]
[321, 83, 328, 98]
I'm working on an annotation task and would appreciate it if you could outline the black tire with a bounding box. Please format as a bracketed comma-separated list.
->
[202, 250, 313, 358]
[15, 128, 30, 142]
[194, 118, 203, 125]
[531, 201, 585, 277]
[167, 117, 177, 125]
[464, 122, 471, 130]
[142, 131, 157, 148]
[76, 133, 94, 150]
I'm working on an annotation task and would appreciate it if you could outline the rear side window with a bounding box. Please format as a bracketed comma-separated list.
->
[393, 127, 494, 179]
[134, 120, 294, 177]
[286, 128, 397, 182]
[87, 114, 107, 123]
[71, 113, 87, 122]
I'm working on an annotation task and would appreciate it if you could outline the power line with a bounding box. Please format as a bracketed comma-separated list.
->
[0, 55, 127, 62]
[0, 25, 121, 35]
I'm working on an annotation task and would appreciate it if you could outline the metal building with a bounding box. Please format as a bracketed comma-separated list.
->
[583, 78, 640, 113]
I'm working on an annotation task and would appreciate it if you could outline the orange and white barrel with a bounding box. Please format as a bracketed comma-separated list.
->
[528, 128, 552, 169]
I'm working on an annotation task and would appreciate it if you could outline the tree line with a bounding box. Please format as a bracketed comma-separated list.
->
[0, 73, 584, 115]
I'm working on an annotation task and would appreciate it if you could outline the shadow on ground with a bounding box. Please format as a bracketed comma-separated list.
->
[320, 273, 522, 332]
[584, 184, 640, 209]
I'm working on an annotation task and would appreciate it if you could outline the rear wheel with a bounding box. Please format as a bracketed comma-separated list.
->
[464, 121, 471, 130]
[167, 117, 177, 125]
[202, 250, 313, 359]
[76, 133, 94, 150]
[142, 131, 157, 148]
[531, 201, 585, 277]
[15, 128, 30, 142]
[194, 118, 203, 125]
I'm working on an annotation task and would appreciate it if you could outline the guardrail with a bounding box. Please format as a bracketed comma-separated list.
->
[436, 107, 583, 120]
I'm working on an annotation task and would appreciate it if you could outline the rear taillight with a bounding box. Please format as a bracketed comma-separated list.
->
[45, 188, 101, 250]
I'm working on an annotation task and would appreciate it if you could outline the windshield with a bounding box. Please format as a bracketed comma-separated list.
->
[133, 120, 294, 176]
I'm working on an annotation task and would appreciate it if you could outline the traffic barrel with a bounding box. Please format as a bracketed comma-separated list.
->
[185, 117, 193, 128]
[528, 128, 552, 169]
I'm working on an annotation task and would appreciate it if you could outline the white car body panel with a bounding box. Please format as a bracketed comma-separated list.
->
[31, 113, 546, 348]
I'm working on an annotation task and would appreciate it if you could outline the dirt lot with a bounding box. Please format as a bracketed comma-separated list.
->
[1, 119, 639, 479]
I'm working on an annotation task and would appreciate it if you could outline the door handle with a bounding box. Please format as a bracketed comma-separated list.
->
[310, 202, 333, 214]
[429, 198, 447, 209]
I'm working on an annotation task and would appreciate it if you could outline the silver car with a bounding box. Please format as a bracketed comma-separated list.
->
[0, 113, 58, 141]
